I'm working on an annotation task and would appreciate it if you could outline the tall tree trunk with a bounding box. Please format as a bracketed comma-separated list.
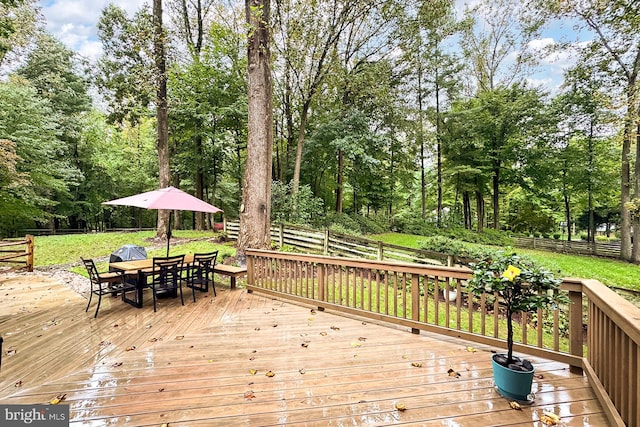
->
[238, 0, 273, 261]
[587, 122, 595, 243]
[417, 58, 426, 220]
[154, 0, 170, 240]
[435, 67, 442, 227]
[291, 100, 310, 195]
[475, 189, 484, 232]
[463, 191, 471, 229]
[492, 157, 500, 230]
[633, 122, 640, 263]
[336, 149, 343, 213]
[620, 81, 640, 261]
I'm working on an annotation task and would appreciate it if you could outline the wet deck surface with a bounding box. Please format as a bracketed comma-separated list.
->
[0, 273, 609, 426]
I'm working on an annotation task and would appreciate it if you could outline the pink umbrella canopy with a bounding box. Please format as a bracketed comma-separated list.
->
[103, 186, 222, 213]
[103, 186, 223, 256]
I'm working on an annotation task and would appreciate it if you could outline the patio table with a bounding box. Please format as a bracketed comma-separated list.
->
[109, 255, 195, 308]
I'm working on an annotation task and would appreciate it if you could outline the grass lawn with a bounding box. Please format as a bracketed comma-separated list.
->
[370, 232, 640, 292]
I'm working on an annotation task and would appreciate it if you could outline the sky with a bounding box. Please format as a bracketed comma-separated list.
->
[37, 0, 589, 94]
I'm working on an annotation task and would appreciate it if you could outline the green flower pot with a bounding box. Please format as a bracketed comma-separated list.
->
[492, 354, 535, 401]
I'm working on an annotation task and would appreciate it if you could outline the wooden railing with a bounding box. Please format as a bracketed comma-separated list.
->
[245, 249, 635, 426]
[0, 235, 34, 272]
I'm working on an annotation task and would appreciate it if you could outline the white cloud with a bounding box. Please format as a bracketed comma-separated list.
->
[39, 0, 149, 60]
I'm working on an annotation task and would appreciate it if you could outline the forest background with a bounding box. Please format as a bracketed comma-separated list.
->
[1, 0, 639, 260]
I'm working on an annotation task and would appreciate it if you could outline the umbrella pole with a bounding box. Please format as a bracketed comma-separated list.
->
[166, 211, 172, 257]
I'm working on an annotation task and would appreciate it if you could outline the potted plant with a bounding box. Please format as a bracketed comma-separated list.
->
[467, 252, 566, 402]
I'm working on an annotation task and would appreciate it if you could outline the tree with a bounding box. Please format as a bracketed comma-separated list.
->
[0, 0, 39, 70]
[273, 0, 390, 197]
[96, 4, 155, 125]
[398, 0, 465, 223]
[17, 33, 92, 230]
[153, 0, 171, 240]
[237, 0, 273, 260]
[0, 78, 76, 232]
[530, 0, 640, 260]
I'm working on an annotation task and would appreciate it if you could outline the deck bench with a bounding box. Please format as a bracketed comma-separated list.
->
[213, 264, 247, 289]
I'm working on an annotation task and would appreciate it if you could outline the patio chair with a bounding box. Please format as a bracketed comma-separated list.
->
[187, 251, 218, 297]
[150, 254, 185, 312]
[82, 257, 134, 318]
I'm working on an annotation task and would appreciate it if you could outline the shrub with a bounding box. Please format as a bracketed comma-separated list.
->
[553, 233, 561, 240]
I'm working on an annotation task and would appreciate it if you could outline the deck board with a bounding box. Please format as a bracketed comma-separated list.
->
[0, 272, 610, 426]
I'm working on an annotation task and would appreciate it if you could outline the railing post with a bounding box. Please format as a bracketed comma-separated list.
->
[377, 241, 383, 261]
[323, 229, 329, 255]
[568, 289, 584, 374]
[318, 264, 326, 306]
[26, 235, 34, 272]
[279, 224, 284, 248]
[247, 254, 254, 288]
[411, 275, 420, 334]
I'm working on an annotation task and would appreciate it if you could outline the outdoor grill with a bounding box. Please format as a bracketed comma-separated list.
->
[109, 244, 147, 288]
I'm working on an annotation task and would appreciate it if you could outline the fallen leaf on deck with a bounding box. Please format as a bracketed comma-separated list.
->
[249, 356, 255, 361]
[99, 340, 111, 347]
[358, 337, 367, 341]
[301, 342, 309, 348]
[395, 403, 407, 411]
[509, 401, 522, 410]
[125, 346, 136, 351]
[49, 393, 67, 405]
[411, 362, 422, 368]
[255, 327, 261, 331]
[14, 381, 23, 387]
[112, 362, 123, 368]
[250, 369, 257, 375]
[208, 359, 214, 363]
[466, 346, 477, 353]
[244, 391, 256, 400]
[330, 326, 340, 331]
[6, 348, 16, 357]
[113, 324, 119, 328]
[145, 324, 152, 329]
[351, 342, 361, 347]
[175, 336, 184, 340]
[447, 368, 461, 378]
[320, 331, 327, 336]
[310, 309, 316, 314]
[148, 338, 158, 343]
[266, 370, 275, 377]
[402, 355, 408, 359]
[272, 324, 278, 327]
[158, 388, 165, 392]
[161, 424, 168, 427]
[541, 412, 561, 425]
[299, 368, 306, 374]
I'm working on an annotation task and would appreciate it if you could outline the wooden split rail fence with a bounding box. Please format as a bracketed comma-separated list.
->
[224, 221, 472, 266]
[0, 235, 34, 272]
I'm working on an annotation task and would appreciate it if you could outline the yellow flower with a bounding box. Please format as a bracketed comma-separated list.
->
[502, 265, 521, 281]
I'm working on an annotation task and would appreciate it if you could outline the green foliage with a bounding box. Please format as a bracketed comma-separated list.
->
[271, 181, 324, 226]
[468, 252, 566, 362]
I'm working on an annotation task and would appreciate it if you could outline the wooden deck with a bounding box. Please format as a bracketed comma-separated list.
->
[0, 272, 610, 426]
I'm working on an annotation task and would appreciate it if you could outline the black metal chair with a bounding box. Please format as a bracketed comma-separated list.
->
[149, 254, 185, 312]
[82, 257, 134, 318]
[187, 251, 218, 297]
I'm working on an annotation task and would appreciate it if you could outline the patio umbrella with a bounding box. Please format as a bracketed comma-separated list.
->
[103, 186, 223, 256]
